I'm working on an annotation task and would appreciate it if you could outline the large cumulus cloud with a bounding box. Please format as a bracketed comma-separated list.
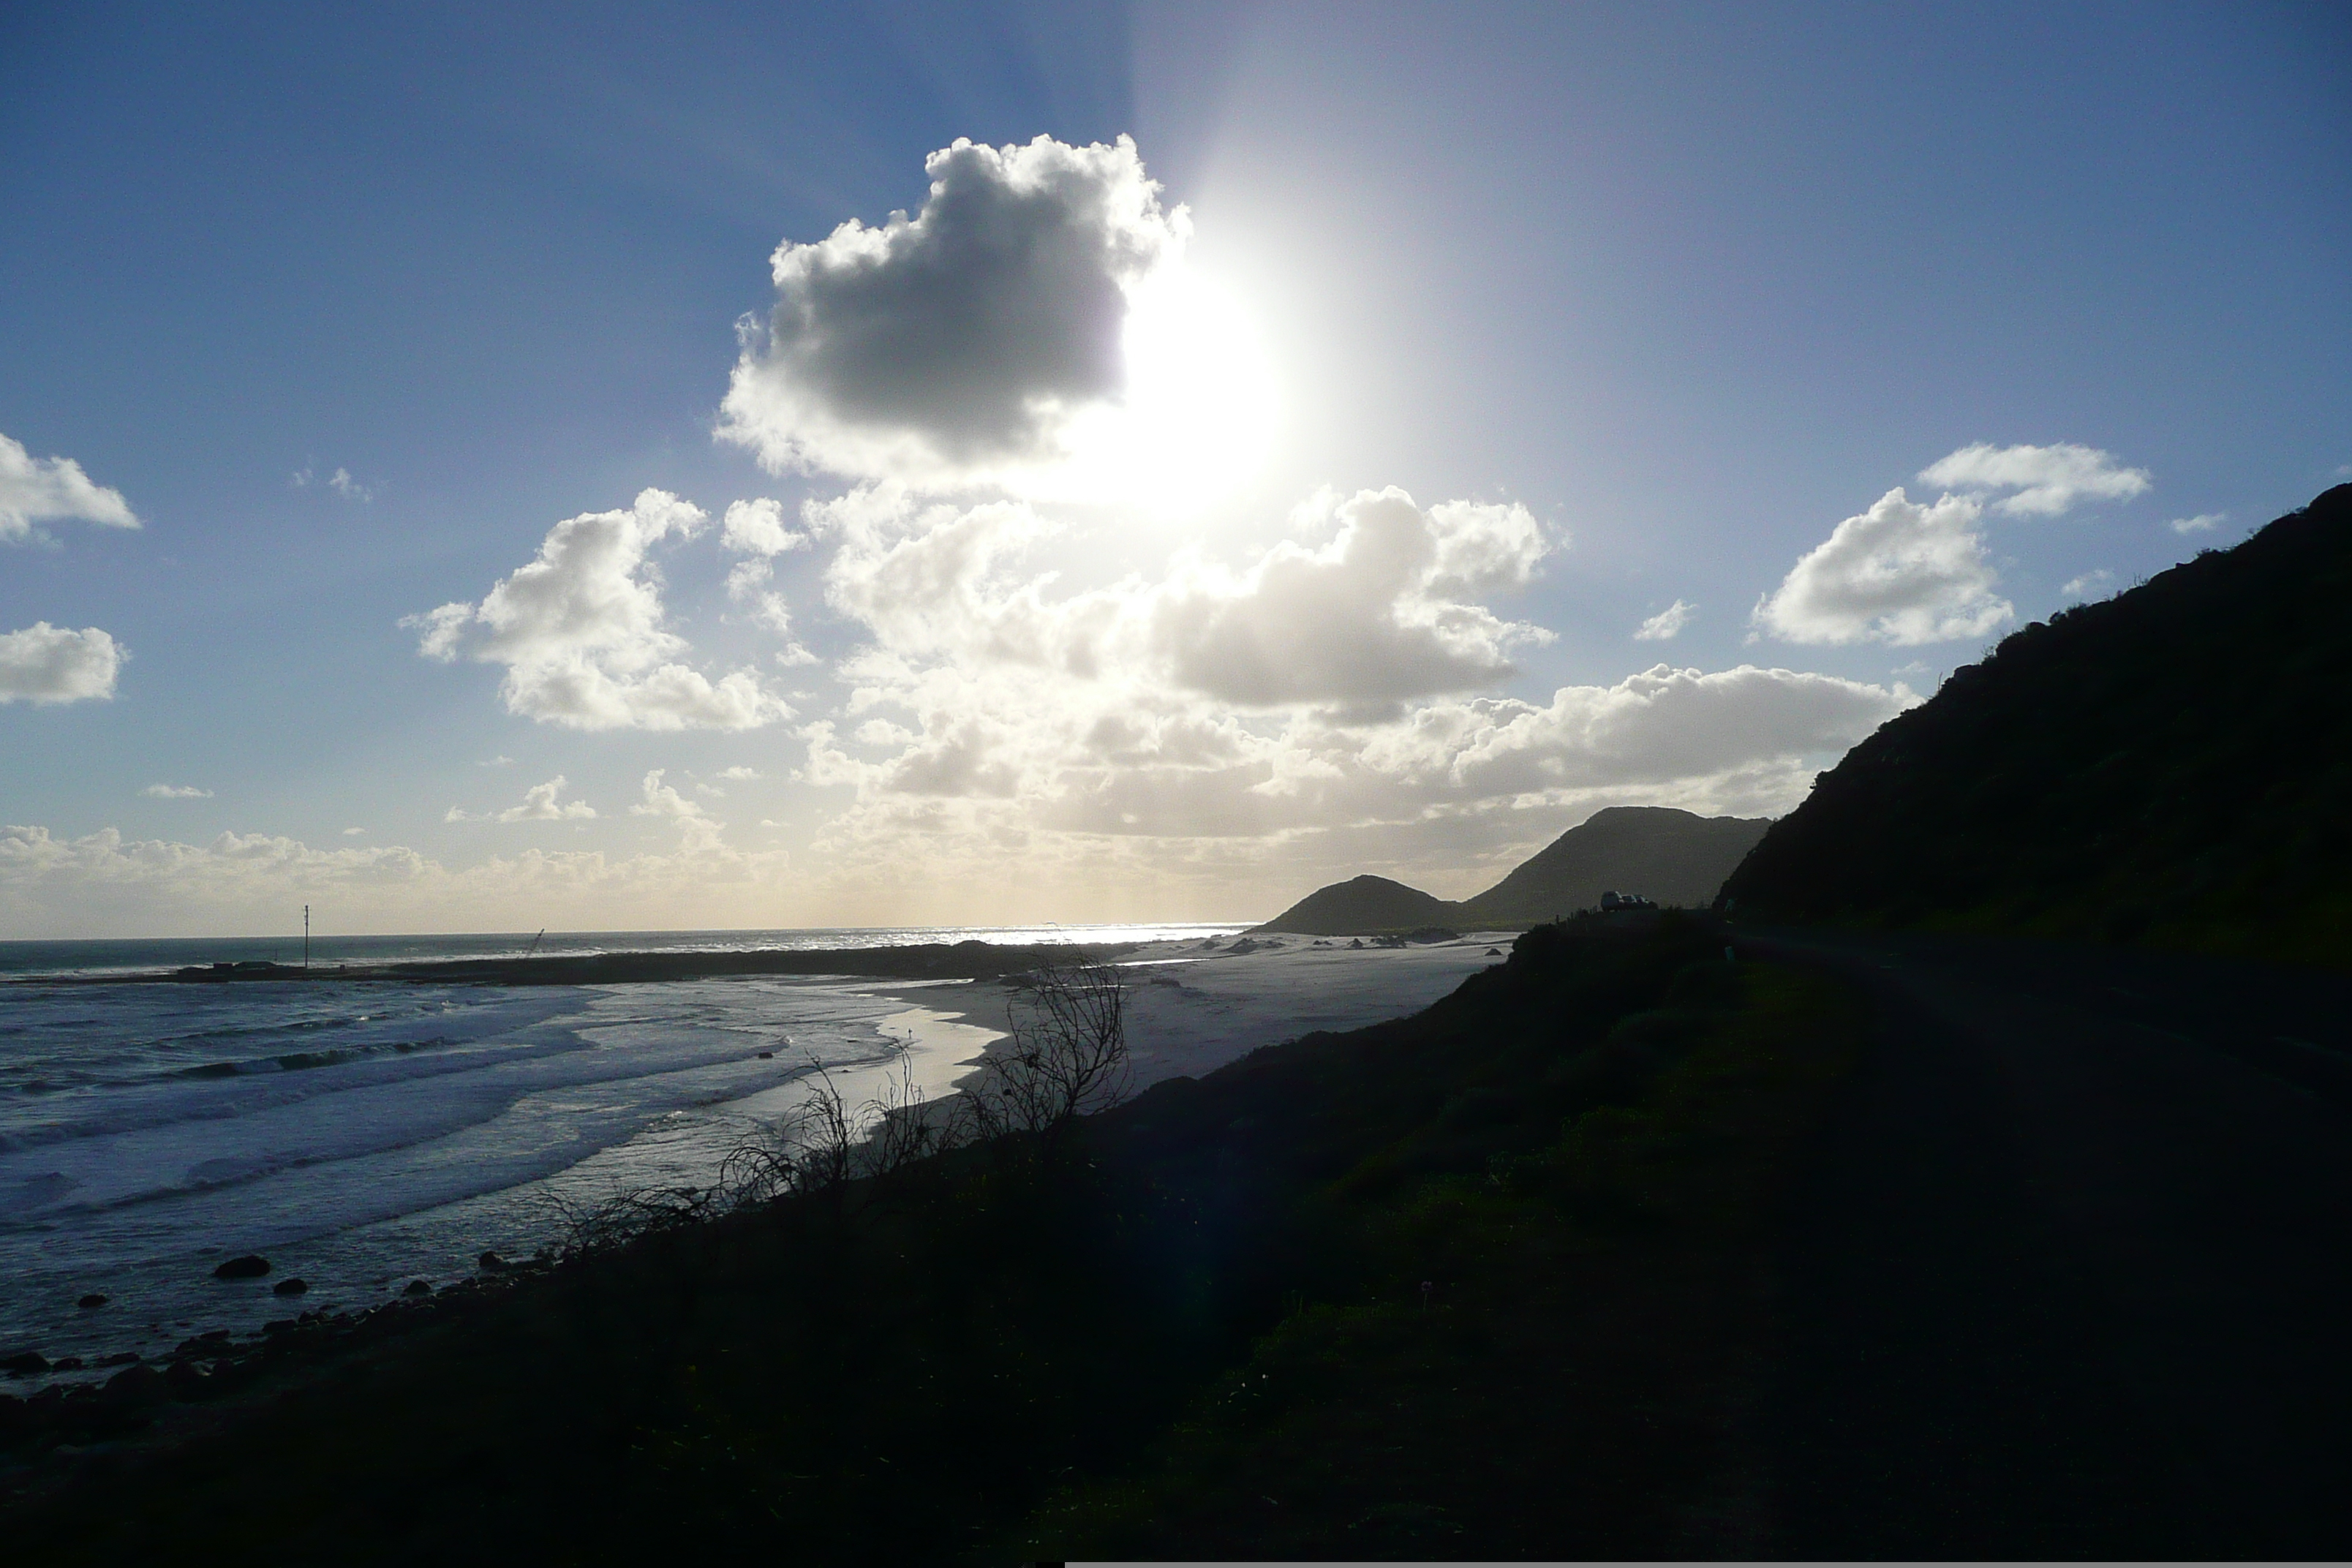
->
[404, 489, 789, 731]
[1752, 487, 2012, 645]
[717, 136, 1188, 491]
[771, 483, 1910, 886]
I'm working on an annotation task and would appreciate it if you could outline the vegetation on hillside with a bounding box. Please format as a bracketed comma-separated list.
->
[1721, 485, 2352, 967]
[4, 919, 1861, 1564]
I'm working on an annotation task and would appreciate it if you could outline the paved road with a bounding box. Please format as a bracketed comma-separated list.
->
[1739, 927, 2352, 1558]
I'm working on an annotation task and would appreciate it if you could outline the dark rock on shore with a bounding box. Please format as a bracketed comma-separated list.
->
[403, 1280, 433, 1296]
[100, 1362, 167, 1410]
[213, 1254, 271, 1280]
[272, 1277, 309, 1296]
[476, 1251, 507, 1273]
[163, 1360, 214, 1399]
[3, 1351, 50, 1376]
[76, 1293, 108, 1309]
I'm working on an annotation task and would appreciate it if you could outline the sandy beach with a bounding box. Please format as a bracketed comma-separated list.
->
[848, 931, 1519, 1103]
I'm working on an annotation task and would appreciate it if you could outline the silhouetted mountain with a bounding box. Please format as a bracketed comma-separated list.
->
[1458, 806, 1770, 925]
[1720, 485, 2352, 965]
[1255, 874, 1460, 935]
[1256, 807, 1773, 934]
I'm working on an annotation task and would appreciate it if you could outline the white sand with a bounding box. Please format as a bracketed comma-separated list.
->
[1110, 934, 1516, 1085]
[852, 933, 1518, 1098]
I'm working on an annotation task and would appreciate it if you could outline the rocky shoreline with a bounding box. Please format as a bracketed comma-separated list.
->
[0, 1249, 553, 1504]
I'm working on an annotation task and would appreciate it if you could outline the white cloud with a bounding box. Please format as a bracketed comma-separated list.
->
[342, 827, 366, 836]
[721, 497, 808, 557]
[630, 768, 723, 851]
[1918, 442, 2151, 517]
[2060, 568, 2116, 599]
[1633, 599, 1694, 641]
[0, 821, 792, 938]
[717, 766, 760, 781]
[0, 433, 139, 544]
[404, 489, 791, 731]
[496, 776, 597, 822]
[765, 468, 1910, 886]
[1352, 664, 1915, 800]
[0, 622, 124, 704]
[717, 135, 1189, 492]
[1754, 488, 2012, 646]
[140, 783, 212, 799]
[2169, 512, 2224, 535]
[478, 755, 516, 768]
[803, 483, 1554, 712]
[1154, 489, 1554, 706]
[328, 467, 374, 502]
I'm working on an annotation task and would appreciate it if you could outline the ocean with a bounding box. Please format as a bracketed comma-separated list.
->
[0, 924, 1240, 1375]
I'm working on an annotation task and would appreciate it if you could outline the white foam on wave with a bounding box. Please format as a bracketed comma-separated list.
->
[0, 975, 1007, 1363]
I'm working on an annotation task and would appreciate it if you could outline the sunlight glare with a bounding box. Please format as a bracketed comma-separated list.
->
[1059, 262, 1282, 514]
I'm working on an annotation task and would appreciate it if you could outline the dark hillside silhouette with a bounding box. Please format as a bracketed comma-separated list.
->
[1460, 805, 1770, 924]
[1256, 808, 1772, 934]
[1720, 484, 2352, 965]
[1254, 872, 1458, 935]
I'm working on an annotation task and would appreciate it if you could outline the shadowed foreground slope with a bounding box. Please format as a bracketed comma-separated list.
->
[1746, 926, 2352, 1558]
[1, 919, 1858, 1564]
[1720, 484, 2352, 965]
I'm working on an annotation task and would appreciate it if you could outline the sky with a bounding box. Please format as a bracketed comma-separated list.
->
[2, 0, 2346, 938]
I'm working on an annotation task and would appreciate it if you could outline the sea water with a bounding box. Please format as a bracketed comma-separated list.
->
[0, 924, 1237, 1373]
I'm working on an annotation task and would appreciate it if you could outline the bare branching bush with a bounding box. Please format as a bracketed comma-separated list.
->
[965, 957, 1131, 1148]
[719, 1060, 859, 1207]
[541, 1182, 723, 1262]
[863, 1049, 953, 1183]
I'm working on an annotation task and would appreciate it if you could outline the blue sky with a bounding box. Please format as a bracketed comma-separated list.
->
[2, 1, 2345, 935]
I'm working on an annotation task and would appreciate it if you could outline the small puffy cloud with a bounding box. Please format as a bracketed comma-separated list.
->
[2169, 512, 2224, 535]
[630, 768, 723, 849]
[342, 827, 366, 836]
[717, 135, 1188, 490]
[1918, 442, 2150, 517]
[141, 783, 212, 799]
[404, 489, 790, 731]
[1633, 600, 1694, 641]
[0, 622, 124, 704]
[1754, 488, 2011, 646]
[717, 766, 760, 781]
[0, 433, 139, 544]
[1153, 489, 1554, 706]
[497, 776, 597, 823]
[478, 755, 516, 768]
[2061, 569, 2116, 599]
[328, 467, 374, 502]
[721, 498, 809, 557]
